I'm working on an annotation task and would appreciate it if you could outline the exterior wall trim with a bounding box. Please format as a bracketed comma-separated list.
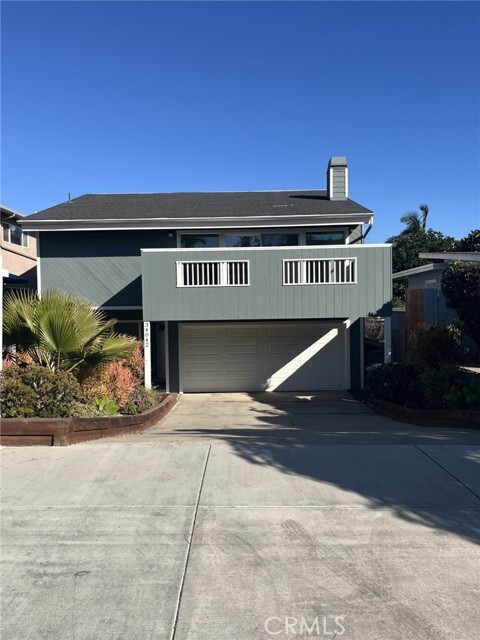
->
[37, 256, 42, 297]
[98, 306, 143, 310]
[142, 243, 391, 253]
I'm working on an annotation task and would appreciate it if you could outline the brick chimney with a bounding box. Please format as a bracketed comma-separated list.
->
[327, 157, 348, 200]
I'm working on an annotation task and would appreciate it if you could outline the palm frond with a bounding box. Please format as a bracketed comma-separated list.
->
[2, 289, 137, 376]
[37, 311, 81, 354]
[400, 212, 422, 235]
[2, 289, 39, 348]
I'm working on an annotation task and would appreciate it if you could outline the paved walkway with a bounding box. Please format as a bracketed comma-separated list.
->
[2, 393, 480, 639]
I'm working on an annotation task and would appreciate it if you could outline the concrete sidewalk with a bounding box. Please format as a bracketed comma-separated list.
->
[2, 437, 480, 639]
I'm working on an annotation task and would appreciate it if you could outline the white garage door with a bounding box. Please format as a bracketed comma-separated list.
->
[180, 322, 347, 392]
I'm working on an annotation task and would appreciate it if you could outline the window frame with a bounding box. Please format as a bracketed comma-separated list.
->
[305, 230, 346, 246]
[1, 222, 29, 248]
[178, 227, 349, 248]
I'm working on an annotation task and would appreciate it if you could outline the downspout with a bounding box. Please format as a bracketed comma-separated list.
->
[362, 216, 374, 242]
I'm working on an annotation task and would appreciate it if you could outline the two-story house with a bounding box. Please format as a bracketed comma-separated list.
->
[1, 204, 37, 292]
[21, 157, 392, 393]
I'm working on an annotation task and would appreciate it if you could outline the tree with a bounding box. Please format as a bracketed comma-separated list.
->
[441, 261, 480, 350]
[2, 290, 135, 376]
[387, 205, 457, 304]
[457, 229, 480, 252]
[389, 228, 456, 304]
[400, 203, 430, 236]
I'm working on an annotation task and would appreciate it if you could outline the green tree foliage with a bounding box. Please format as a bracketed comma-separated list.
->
[2, 290, 135, 377]
[408, 323, 463, 372]
[457, 229, 480, 252]
[442, 261, 480, 349]
[387, 204, 457, 304]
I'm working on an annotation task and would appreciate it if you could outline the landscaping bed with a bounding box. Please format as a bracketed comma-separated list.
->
[0, 394, 178, 446]
[372, 398, 480, 429]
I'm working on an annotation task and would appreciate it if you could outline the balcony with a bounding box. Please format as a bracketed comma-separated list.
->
[142, 244, 392, 322]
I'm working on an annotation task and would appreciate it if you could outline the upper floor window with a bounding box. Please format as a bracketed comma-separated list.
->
[225, 234, 260, 247]
[306, 231, 345, 245]
[2, 222, 28, 248]
[180, 232, 301, 248]
[180, 234, 220, 248]
[261, 233, 299, 246]
[179, 229, 347, 248]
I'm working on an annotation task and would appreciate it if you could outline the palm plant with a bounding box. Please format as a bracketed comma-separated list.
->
[400, 203, 429, 236]
[2, 290, 135, 377]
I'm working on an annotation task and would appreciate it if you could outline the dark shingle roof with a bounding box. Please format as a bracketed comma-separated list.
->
[25, 191, 372, 222]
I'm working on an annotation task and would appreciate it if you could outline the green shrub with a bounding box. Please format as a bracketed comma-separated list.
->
[95, 395, 120, 416]
[445, 382, 480, 410]
[367, 363, 414, 404]
[409, 323, 463, 372]
[128, 386, 160, 413]
[419, 364, 461, 409]
[70, 401, 104, 418]
[122, 403, 138, 416]
[0, 365, 81, 418]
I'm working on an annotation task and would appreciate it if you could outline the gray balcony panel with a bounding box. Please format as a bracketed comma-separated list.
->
[142, 246, 392, 322]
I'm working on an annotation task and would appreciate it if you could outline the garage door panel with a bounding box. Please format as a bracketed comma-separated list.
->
[226, 327, 260, 338]
[227, 344, 260, 355]
[185, 327, 220, 339]
[181, 322, 346, 392]
[227, 362, 260, 372]
[267, 326, 301, 338]
[186, 345, 220, 356]
[187, 362, 220, 373]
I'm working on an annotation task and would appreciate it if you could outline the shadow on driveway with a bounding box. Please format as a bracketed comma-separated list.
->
[167, 392, 480, 546]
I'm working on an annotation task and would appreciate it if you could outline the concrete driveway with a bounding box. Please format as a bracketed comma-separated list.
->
[2, 393, 480, 639]
[101, 391, 480, 445]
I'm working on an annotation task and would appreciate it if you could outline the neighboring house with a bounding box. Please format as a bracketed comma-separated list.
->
[1, 204, 37, 292]
[391, 251, 480, 361]
[21, 157, 392, 393]
[393, 251, 480, 324]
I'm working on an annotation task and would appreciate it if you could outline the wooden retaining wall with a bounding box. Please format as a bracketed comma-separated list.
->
[0, 394, 178, 446]
[373, 398, 480, 429]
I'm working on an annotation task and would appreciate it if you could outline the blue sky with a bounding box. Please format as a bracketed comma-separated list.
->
[1, 1, 479, 243]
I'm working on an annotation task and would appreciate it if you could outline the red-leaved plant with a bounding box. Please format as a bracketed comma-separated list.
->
[81, 361, 137, 410]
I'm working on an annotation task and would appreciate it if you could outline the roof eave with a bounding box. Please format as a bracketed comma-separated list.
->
[419, 251, 480, 262]
[392, 263, 447, 279]
[21, 212, 374, 232]
[1, 204, 25, 220]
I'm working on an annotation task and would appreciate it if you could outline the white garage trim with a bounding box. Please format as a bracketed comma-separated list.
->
[179, 321, 348, 393]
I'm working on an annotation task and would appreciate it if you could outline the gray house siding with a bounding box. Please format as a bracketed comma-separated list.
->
[166, 322, 180, 392]
[142, 245, 392, 322]
[348, 225, 364, 244]
[402, 265, 456, 324]
[331, 168, 347, 200]
[408, 267, 445, 291]
[349, 319, 363, 390]
[39, 231, 176, 307]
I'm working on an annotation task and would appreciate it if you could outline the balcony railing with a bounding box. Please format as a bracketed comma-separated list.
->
[176, 260, 250, 287]
[283, 258, 356, 285]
